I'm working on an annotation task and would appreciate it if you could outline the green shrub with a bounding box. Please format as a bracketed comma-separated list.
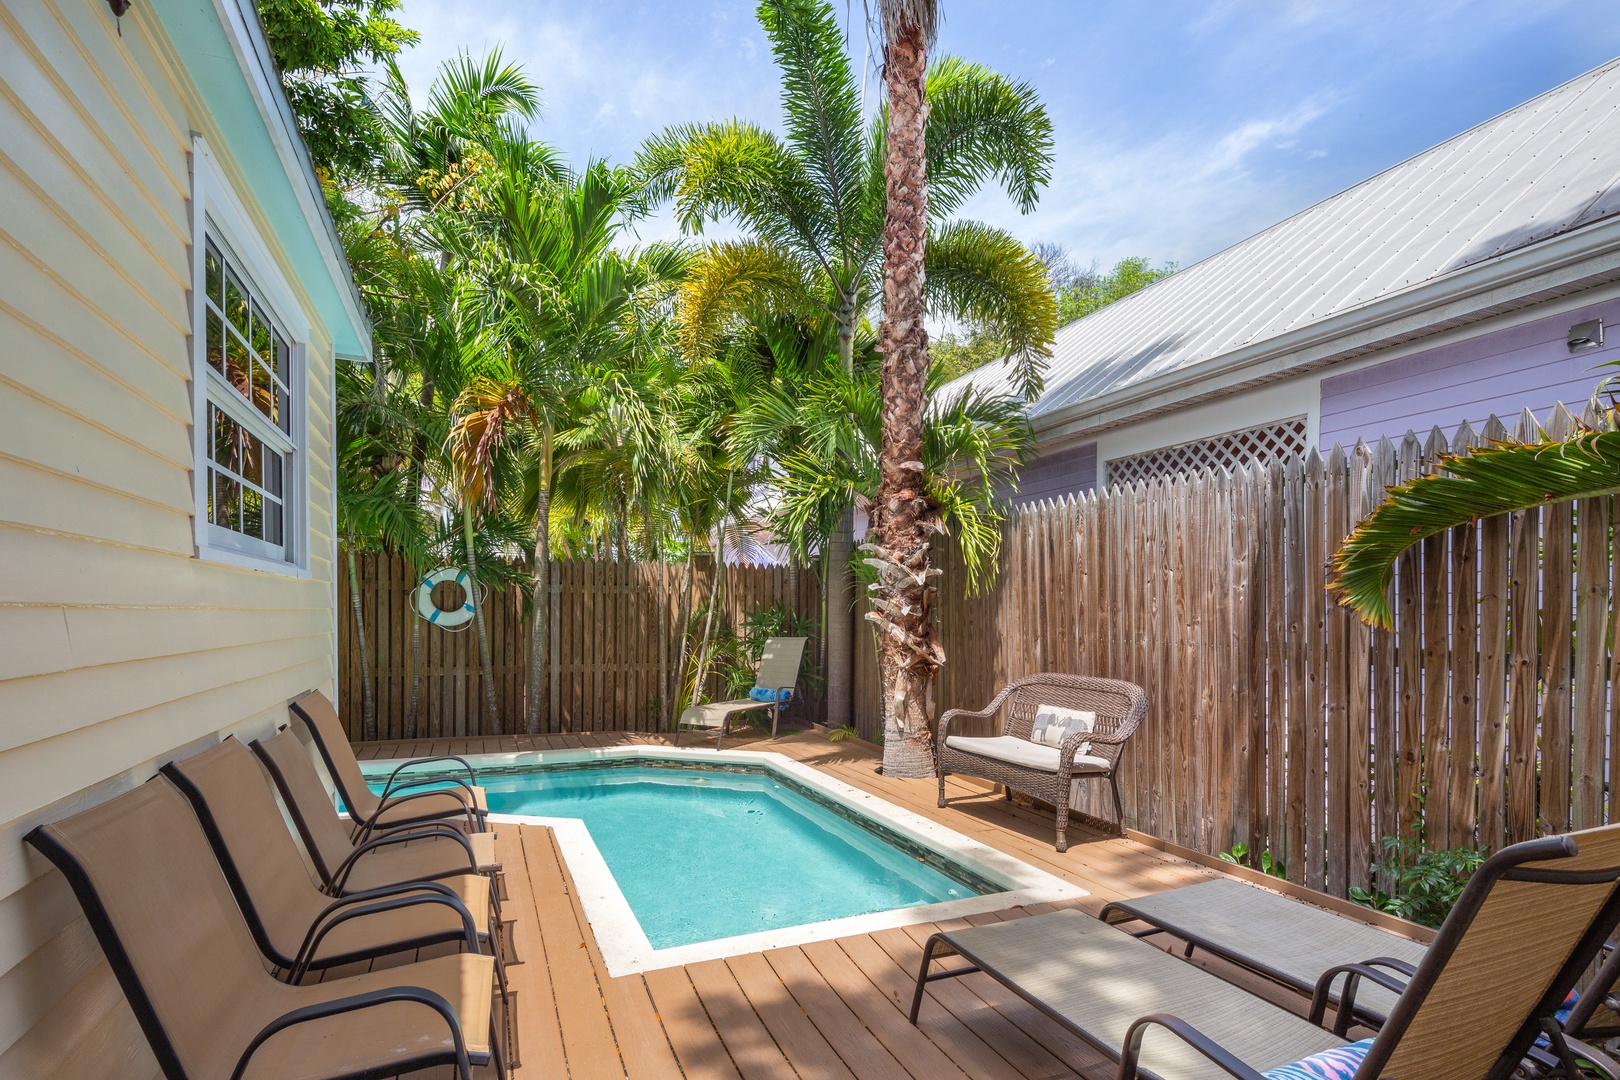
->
[1220, 842, 1286, 879]
[1349, 834, 1486, 928]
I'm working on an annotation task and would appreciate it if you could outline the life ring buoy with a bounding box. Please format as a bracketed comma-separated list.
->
[414, 567, 476, 629]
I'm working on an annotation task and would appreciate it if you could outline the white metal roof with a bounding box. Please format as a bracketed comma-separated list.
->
[955, 57, 1620, 430]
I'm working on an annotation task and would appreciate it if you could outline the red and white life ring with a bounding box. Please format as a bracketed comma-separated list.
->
[414, 567, 476, 629]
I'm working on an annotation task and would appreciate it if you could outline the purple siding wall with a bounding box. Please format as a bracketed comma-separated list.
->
[1008, 441, 1097, 506]
[1320, 295, 1620, 446]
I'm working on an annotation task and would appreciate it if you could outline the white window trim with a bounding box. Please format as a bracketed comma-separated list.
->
[190, 135, 312, 577]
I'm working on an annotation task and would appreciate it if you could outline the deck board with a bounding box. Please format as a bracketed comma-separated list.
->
[350, 729, 1354, 1078]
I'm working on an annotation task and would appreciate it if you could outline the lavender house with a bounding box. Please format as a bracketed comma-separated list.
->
[956, 59, 1620, 504]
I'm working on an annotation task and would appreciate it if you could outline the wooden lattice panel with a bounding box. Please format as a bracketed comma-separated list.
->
[1105, 416, 1308, 487]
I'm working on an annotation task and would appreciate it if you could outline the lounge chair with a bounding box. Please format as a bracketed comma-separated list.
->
[162, 738, 505, 983]
[25, 776, 509, 1080]
[676, 636, 808, 748]
[936, 673, 1148, 850]
[253, 728, 504, 899]
[911, 824, 1620, 1080]
[290, 689, 489, 836]
[1097, 877, 1429, 1031]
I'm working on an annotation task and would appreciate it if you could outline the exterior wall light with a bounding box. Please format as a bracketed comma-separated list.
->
[1569, 319, 1604, 352]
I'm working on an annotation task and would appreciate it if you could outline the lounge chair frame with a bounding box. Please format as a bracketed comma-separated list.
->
[290, 691, 487, 837]
[251, 730, 491, 893]
[910, 832, 1620, 1080]
[936, 673, 1148, 850]
[1096, 878, 1428, 1030]
[160, 756, 488, 981]
[25, 799, 508, 1080]
[675, 636, 808, 748]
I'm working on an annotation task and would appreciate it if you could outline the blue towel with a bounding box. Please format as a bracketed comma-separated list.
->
[749, 686, 792, 703]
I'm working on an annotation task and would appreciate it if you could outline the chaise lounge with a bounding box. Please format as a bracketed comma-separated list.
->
[25, 776, 510, 1080]
[911, 823, 1620, 1080]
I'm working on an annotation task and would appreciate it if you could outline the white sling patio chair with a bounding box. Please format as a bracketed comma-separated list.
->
[676, 636, 807, 748]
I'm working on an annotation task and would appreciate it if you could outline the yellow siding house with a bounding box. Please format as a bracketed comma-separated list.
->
[0, 0, 369, 1073]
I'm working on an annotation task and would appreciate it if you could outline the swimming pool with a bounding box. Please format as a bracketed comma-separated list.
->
[363, 746, 1085, 973]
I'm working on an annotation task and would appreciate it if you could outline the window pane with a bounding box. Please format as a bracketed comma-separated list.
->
[265, 496, 283, 546]
[240, 428, 263, 487]
[242, 487, 263, 539]
[206, 309, 225, 374]
[213, 470, 240, 530]
[225, 268, 249, 337]
[251, 302, 272, 365]
[275, 385, 290, 434]
[226, 330, 252, 399]
[251, 357, 273, 422]
[210, 404, 234, 469]
[205, 241, 223, 307]
[273, 331, 290, 386]
[265, 450, 282, 497]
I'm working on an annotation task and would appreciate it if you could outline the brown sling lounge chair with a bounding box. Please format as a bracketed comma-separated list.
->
[25, 776, 508, 1080]
[910, 823, 1620, 1080]
[162, 738, 502, 984]
[290, 689, 488, 836]
[253, 728, 504, 899]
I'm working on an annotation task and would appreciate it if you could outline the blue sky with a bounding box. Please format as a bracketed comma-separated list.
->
[390, 1, 1620, 272]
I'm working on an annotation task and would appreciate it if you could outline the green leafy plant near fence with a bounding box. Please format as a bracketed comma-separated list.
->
[680, 600, 821, 709]
[1349, 833, 1487, 928]
[1220, 843, 1286, 879]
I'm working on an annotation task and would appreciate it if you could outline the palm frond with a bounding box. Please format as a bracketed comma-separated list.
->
[925, 220, 1057, 399]
[1333, 425, 1620, 627]
[924, 56, 1052, 217]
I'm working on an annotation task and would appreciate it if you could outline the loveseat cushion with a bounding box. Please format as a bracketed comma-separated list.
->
[944, 735, 1110, 773]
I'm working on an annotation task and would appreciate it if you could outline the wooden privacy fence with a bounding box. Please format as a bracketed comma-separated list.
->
[338, 554, 820, 741]
[932, 402, 1620, 899]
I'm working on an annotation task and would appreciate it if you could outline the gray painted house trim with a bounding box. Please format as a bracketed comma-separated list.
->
[1007, 442, 1098, 507]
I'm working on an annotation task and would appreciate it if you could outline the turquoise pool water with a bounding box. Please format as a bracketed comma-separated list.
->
[391, 763, 985, 949]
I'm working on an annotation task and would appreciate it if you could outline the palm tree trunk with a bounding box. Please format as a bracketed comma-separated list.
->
[527, 435, 552, 735]
[824, 289, 862, 732]
[462, 504, 502, 735]
[673, 555, 696, 729]
[346, 543, 377, 741]
[407, 615, 422, 739]
[873, 7, 941, 779]
[653, 511, 670, 732]
[690, 473, 736, 710]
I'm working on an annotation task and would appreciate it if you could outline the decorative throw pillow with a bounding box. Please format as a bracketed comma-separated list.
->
[1030, 706, 1095, 754]
[1263, 1038, 1374, 1080]
[749, 686, 792, 703]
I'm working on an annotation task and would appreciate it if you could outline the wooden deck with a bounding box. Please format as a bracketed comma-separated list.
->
[354, 729, 1376, 1080]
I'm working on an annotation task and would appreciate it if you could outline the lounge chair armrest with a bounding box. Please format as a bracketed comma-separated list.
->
[230, 985, 474, 1080]
[1554, 1031, 1620, 1080]
[329, 826, 479, 894]
[1309, 960, 1413, 1034]
[1118, 1013, 1267, 1080]
[379, 774, 480, 803]
[290, 891, 480, 982]
[356, 788, 483, 840]
[382, 756, 479, 797]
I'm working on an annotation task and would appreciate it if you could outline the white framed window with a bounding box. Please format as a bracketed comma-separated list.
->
[190, 137, 311, 575]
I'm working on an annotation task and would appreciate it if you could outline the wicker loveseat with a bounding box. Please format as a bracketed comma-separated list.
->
[936, 673, 1148, 851]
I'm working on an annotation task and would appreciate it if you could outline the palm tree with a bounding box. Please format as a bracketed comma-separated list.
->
[448, 159, 687, 733]
[636, 0, 1055, 730]
[870, 0, 940, 776]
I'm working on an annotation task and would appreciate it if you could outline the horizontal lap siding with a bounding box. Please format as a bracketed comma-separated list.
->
[1008, 440, 1098, 506]
[0, 1, 339, 1076]
[1319, 295, 1620, 446]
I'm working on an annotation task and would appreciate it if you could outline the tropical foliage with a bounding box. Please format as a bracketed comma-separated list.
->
[258, 0, 1066, 759]
[1332, 410, 1620, 626]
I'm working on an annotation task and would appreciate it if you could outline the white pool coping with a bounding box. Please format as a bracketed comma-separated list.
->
[363, 745, 1086, 975]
